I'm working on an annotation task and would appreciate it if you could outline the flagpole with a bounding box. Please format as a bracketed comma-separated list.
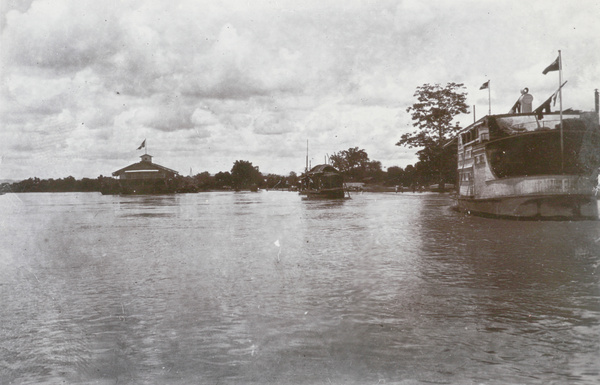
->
[488, 82, 491, 115]
[305, 140, 308, 173]
[558, 50, 563, 173]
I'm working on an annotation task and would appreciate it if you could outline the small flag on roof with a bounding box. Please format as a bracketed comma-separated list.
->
[137, 139, 146, 150]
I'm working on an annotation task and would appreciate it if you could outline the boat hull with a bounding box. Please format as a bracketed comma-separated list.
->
[457, 194, 598, 220]
[305, 188, 345, 199]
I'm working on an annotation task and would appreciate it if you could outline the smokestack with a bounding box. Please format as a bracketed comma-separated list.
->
[519, 88, 533, 113]
[595, 89, 599, 114]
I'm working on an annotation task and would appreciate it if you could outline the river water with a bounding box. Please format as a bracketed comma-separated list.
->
[1, 191, 599, 384]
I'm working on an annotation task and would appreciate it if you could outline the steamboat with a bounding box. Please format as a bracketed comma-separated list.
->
[301, 164, 346, 199]
[456, 89, 600, 219]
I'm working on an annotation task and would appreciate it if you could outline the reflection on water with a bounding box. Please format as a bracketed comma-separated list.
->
[0, 192, 599, 384]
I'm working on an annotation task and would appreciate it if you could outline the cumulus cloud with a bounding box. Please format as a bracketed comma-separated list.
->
[3, 1, 119, 71]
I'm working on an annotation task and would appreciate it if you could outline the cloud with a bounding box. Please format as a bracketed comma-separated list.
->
[191, 108, 220, 128]
[3, 1, 120, 71]
[252, 111, 299, 136]
[177, 23, 313, 100]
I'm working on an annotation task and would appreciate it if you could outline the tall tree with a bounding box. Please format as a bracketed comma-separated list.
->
[397, 82, 468, 188]
[329, 152, 348, 174]
[231, 160, 262, 190]
[194, 171, 214, 190]
[330, 147, 370, 180]
[214, 171, 232, 188]
[386, 166, 404, 186]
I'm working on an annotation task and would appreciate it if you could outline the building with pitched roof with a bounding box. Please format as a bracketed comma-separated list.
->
[110, 154, 179, 194]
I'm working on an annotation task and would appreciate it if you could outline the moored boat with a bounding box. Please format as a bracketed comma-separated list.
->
[429, 183, 455, 193]
[301, 164, 346, 199]
[455, 90, 600, 219]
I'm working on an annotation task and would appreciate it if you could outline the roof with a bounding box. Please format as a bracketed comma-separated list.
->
[307, 164, 340, 174]
[112, 161, 179, 177]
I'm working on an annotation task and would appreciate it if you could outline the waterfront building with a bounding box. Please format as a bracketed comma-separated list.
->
[109, 154, 179, 194]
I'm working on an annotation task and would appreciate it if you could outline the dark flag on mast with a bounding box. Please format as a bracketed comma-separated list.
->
[480, 80, 491, 115]
[542, 56, 560, 74]
[542, 50, 565, 171]
[137, 139, 146, 150]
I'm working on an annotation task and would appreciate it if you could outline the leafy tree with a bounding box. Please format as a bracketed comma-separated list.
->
[386, 166, 404, 186]
[214, 171, 232, 188]
[365, 160, 384, 183]
[329, 153, 347, 173]
[231, 160, 262, 190]
[366, 160, 382, 173]
[414, 140, 457, 186]
[403, 164, 420, 190]
[330, 147, 370, 180]
[194, 171, 214, 190]
[397, 82, 468, 188]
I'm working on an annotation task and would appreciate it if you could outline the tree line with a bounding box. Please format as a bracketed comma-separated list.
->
[1, 151, 454, 194]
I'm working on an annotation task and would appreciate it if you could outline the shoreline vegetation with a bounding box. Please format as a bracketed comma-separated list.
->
[0, 159, 454, 196]
[0, 174, 450, 195]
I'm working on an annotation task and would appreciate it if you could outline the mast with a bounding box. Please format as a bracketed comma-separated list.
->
[488, 83, 491, 115]
[558, 50, 563, 173]
[305, 140, 308, 173]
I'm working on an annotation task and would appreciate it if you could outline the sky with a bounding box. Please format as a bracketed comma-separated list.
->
[1, 0, 599, 181]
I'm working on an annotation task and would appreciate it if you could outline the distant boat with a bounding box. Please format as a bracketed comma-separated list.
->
[455, 89, 600, 219]
[429, 183, 454, 192]
[301, 164, 346, 199]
